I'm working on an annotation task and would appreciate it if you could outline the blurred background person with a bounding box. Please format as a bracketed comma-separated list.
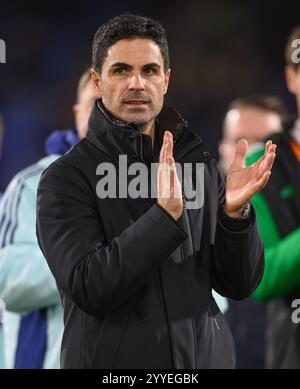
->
[219, 95, 287, 368]
[219, 95, 287, 174]
[0, 69, 99, 369]
[245, 26, 300, 369]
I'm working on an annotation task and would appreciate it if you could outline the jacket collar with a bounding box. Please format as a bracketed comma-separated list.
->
[86, 99, 209, 163]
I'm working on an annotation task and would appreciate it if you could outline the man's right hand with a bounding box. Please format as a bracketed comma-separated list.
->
[157, 131, 183, 221]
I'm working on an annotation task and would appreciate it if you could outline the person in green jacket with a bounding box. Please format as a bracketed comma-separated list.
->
[0, 69, 99, 368]
[219, 95, 287, 368]
[245, 26, 300, 368]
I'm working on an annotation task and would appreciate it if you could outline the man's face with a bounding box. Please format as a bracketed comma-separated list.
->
[219, 107, 282, 173]
[91, 38, 170, 126]
[73, 80, 100, 139]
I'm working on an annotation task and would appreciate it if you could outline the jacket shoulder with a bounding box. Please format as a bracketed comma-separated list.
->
[38, 141, 97, 205]
[39, 138, 89, 178]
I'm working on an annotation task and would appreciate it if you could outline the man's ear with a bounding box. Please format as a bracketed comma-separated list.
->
[91, 68, 102, 94]
[285, 65, 298, 94]
[164, 68, 171, 95]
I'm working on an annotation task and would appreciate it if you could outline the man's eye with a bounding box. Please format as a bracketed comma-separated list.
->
[143, 68, 155, 75]
[114, 67, 126, 75]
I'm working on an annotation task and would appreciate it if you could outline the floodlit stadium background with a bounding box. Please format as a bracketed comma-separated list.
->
[1, 0, 300, 190]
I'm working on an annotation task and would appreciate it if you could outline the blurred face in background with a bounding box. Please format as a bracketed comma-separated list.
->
[73, 79, 100, 139]
[219, 107, 282, 173]
[91, 38, 170, 134]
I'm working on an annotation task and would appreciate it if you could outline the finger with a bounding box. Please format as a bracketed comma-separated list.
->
[263, 143, 276, 161]
[158, 169, 162, 198]
[261, 151, 276, 173]
[258, 146, 276, 175]
[164, 131, 173, 162]
[264, 140, 273, 158]
[160, 133, 167, 163]
[230, 139, 248, 171]
[169, 158, 175, 198]
[170, 156, 182, 198]
[251, 170, 272, 195]
[161, 144, 170, 198]
[254, 143, 276, 171]
[160, 131, 170, 163]
[163, 156, 174, 198]
[254, 140, 272, 166]
[159, 132, 174, 198]
[163, 132, 170, 161]
[159, 141, 165, 163]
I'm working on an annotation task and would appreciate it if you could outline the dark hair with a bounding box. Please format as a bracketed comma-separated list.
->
[228, 95, 288, 118]
[285, 26, 300, 69]
[92, 14, 170, 74]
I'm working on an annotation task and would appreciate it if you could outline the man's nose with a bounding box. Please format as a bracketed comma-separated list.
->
[128, 74, 145, 90]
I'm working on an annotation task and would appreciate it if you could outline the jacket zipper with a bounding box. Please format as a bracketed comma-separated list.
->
[138, 133, 146, 164]
[179, 241, 198, 368]
[158, 269, 176, 368]
[178, 195, 198, 367]
[214, 317, 220, 331]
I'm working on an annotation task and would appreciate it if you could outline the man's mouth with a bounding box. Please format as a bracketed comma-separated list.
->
[123, 99, 149, 106]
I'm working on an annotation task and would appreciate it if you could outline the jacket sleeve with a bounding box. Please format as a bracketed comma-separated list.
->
[0, 174, 60, 313]
[211, 161, 265, 300]
[36, 163, 188, 317]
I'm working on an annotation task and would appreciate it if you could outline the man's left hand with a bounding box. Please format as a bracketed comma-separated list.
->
[224, 139, 276, 218]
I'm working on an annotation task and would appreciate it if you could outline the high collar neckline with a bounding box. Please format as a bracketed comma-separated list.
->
[88, 98, 188, 139]
[85, 98, 205, 163]
[96, 99, 140, 131]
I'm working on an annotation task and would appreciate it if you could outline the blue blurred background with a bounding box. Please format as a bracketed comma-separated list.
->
[0, 0, 299, 191]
